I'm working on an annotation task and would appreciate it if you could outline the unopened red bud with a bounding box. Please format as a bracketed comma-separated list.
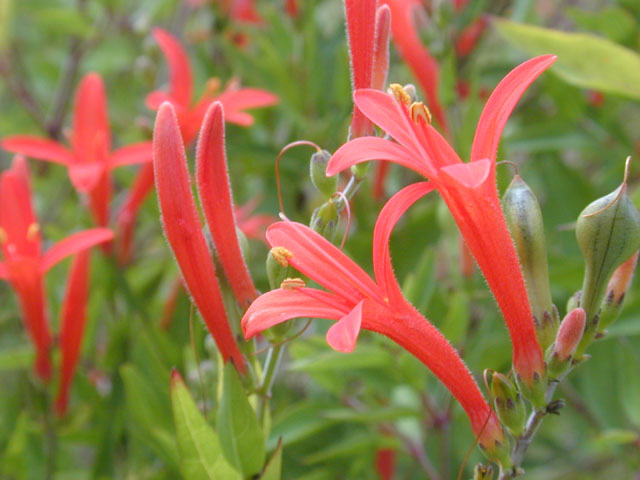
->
[598, 251, 638, 333]
[554, 308, 586, 362]
[548, 308, 586, 379]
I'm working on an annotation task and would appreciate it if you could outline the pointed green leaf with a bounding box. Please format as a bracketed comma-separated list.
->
[217, 363, 266, 477]
[170, 370, 241, 480]
[260, 439, 282, 480]
[494, 18, 640, 99]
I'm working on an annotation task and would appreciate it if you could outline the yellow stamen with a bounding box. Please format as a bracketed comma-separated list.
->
[410, 101, 432, 125]
[0, 227, 7, 245]
[204, 78, 221, 97]
[280, 277, 305, 290]
[27, 223, 40, 241]
[271, 247, 293, 267]
[388, 83, 411, 105]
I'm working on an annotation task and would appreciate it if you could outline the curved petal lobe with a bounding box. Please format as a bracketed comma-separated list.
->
[153, 28, 193, 107]
[326, 300, 364, 353]
[41, 228, 113, 272]
[109, 142, 153, 168]
[2, 136, 73, 165]
[471, 55, 556, 163]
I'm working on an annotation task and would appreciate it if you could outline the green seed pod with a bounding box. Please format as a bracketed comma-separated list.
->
[575, 161, 640, 356]
[502, 174, 556, 350]
[491, 372, 527, 437]
[310, 149, 338, 198]
[310, 199, 339, 242]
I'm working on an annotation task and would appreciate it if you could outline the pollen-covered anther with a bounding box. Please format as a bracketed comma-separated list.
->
[0, 227, 7, 244]
[271, 246, 293, 267]
[410, 101, 432, 125]
[27, 223, 40, 240]
[280, 277, 305, 290]
[388, 83, 411, 105]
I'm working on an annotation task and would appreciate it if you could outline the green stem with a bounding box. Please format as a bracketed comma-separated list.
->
[256, 344, 285, 423]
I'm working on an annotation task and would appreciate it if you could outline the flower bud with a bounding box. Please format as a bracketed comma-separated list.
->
[598, 251, 638, 333]
[575, 163, 640, 356]
[490, 372, 526, 437]
[310, 199, 339, 242]
[310, 149, 338, 198]
[566, 290, 581, 313]
[502, 174, 556, 350]
[547, 308, 586, 380]
[473, 464, 494, 480]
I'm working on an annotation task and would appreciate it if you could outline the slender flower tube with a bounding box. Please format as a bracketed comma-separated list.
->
[153, 102, 246, 372]
[243, 182, 504, 449]
[2, 73, 153, 228]
[195, 102, 258, 307]
[55, 249, 91, 415]
[380, 0, 449, 137]
[115, 27, 278, 262]
[328, 56, 557, 384]
[0, 157, 113, 380]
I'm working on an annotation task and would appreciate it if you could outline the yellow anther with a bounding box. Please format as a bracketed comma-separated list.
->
[0, 227, 7, 245]
[27, 223, 40, 241]
[204, 78, 221, 97]
[280, 277, 305, 290]
[271, 246, 293, 267]
[388, 83, 411, 105]
[410, 101, 432, 125]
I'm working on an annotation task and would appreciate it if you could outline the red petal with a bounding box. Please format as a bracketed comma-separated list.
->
[68, 163, 105, 192]
[152, 28, 193, 107]
[109, 142, 153, 168]
[326, 300, 364, 353]
[242, 288, 349, 339]
[266, 221, 384, 306]
[0, 262, 7, 279]
[196, 102, 258, 307]
[115, 163, 155, 264]
[146, 90, 173, 110]
[328, 136, 425, 177]
[87, 170, 112, 230]
[55, 249, 91, 416]
[72, 73, 111, 163]
[344, 0, 377, 137]
[354, 89, 427, 161]
[1, 136, 73, 165]
[41, 228, 113, 272]
[223, 111, 254, 126]
[373, 181, 434, 304]
[439, 158, 492, 189]
[153, 102, 245, 371]
[372, 5, 391, 91]
[216, 88, 279, 112]
[0, 156, 41, 259]
[471, 55, 556, 163]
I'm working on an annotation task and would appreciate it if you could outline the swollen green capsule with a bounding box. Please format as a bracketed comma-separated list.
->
[310, 199, 339, 242]
[502, 174, 556, 350]
[310, 149, 338, 198]
[491, 372, 526, 437]
[575, 160, 640, 356]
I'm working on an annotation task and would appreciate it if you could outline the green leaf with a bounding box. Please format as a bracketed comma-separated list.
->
[616, 341, 640, 426]
[592, 429, 639, 448]
[494, 18, 640, 99]
[0, 345, 33, 371]
[260, 439, 282, 480]
[217, 363, 265, 477]
[120, 364, 179, 468]
[289, 345, 395, 373]
[170, 370, 240, 480]
[31, 8, 94, 37]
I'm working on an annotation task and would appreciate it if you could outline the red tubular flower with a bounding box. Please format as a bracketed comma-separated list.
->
[153, 102, 246, 372]
[375, 447, 395, 480]
[328, 56, 557, 384]
[55, 249, 91, 416]
[381, 0, 449, 137]
[146, 28, 278, 144]
[243, 182, 504, 449]
[195, 102, 258, 307]
[0, 157, 113, 381]
[2, 73, 153, 229]
[455, 16, 488, 58]
[116, 27, 277, 263]
[284, 0, 299, 17]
